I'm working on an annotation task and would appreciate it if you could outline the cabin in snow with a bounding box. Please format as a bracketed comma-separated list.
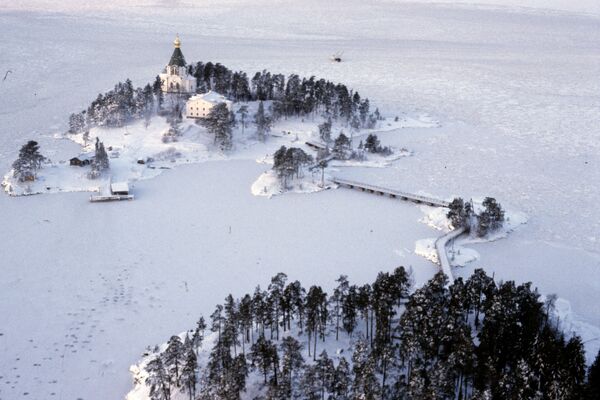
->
[110, 182, 130, 196]
[185, 91, 232, 119]
[159, 35, 196, 94]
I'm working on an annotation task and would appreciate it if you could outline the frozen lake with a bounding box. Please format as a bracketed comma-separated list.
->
[1, 1, 600, 398]
[0, 160, 439, 399]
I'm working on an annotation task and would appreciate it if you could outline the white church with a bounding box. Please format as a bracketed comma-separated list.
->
[159, 35, 232, 119]
[159, 35, 196, 94]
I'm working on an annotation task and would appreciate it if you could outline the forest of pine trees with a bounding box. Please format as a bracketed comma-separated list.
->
[143, 268, 598, 400]
[69, 61, 383, 140]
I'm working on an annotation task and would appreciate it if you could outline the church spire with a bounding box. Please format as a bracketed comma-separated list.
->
[168, 34, 186, 67]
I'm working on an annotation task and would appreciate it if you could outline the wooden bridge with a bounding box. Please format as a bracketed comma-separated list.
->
[435, 226, 467, 282]
[331, 177, 450, 208]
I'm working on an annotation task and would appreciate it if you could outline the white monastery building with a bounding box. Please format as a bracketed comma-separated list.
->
[186, 91, 233, 119]
[159, 35, 196, 94]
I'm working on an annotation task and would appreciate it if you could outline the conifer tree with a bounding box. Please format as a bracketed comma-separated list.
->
[89, 137, 109, 179]
[333, 357, 351, 400]
[315, 350, 335, 400]
[236, 105, 249, 135]
[146, 356, 171, 400]
[12, 140, 45, 182]
[587, 350, 600, 400]
[332, 133, 352, 160]
[318, 118, 332, 144]
[249, 336, 279, 385]
[202, 102, 234, 151]
[164, 335, 184, 385]
[333, 275, 350, 341]
[180, 346, 198, 400]
[192, 316, 206, 355]
[280, 336, 305, 398]
[254, 101, 272, 142]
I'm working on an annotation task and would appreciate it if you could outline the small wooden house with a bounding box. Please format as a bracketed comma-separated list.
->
[70, 157, 91, 167]
[110, 182, 130, 196]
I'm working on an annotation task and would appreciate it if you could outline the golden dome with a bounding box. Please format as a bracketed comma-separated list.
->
[173, 35, 181, 48]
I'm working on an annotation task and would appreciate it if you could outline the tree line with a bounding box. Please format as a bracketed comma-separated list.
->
[188, 62, 382, 128]
[143, 269, 599, 400]
[68, 62, 384, 139]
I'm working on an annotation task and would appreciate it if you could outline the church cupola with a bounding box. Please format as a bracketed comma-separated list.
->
[168, 34, 187, 68]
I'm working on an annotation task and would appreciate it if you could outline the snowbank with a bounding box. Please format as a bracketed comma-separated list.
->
[415, 201, 528, 268]
[251, 170, 329, 198]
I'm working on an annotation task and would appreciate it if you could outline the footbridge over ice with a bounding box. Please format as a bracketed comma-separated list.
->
[331, 177, 450, 208]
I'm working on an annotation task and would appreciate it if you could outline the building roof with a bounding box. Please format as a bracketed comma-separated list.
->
[169, 47, 186, 67]
[111, 182, 129, 194]
[189, 90, 229, 104]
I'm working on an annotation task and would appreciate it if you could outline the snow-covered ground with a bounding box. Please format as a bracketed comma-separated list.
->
[1, 1, 600, 399]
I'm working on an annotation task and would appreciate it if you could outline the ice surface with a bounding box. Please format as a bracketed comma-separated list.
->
[1, 1, 599, 399]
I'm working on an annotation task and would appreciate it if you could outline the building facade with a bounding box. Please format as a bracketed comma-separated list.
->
[159, 35, 196, 94]
[186, 91, 233, 119]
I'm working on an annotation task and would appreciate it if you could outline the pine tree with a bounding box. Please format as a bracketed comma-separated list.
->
[315, 350, 335, 400]
[12, 140, 45, 182]
[180, 346, 198, 400]
[447, 197, 468, 229]
[332, 357, 351, 400]
[236, 105, 249, 135]
[280, 336, 305, 398]
[164, 335, 184, 385]
[249, 336, 279, 385]
[146, 356, 171, 400]
[352, 338, 380, 400]
[153, 75, 164, 109]
[306, 286, 328, 360]
[238, 294, 253, 353]
[342, 285, 358, 336]
[333, 275, 350, 341]
[223, 294, 241, 356]
[587, 350, 600, 400]
[478, 197, 504, 236]
[202, 102, 234, 151]
[332, 133, 352, 160]
[363, 134, 380, 153]
[301, 365, 322, 400]
[89, 137, 109, 179]
[68, 112, 86, 134]
[318, 118, 332, 144]
[254, 101, 272, 142]
[192, 316, 206, 355]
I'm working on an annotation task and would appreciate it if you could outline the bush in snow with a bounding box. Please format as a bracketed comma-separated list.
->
[12, 140, 46, 182]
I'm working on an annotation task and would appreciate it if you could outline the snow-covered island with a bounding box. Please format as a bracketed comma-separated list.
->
[2, 36, 424, 201]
